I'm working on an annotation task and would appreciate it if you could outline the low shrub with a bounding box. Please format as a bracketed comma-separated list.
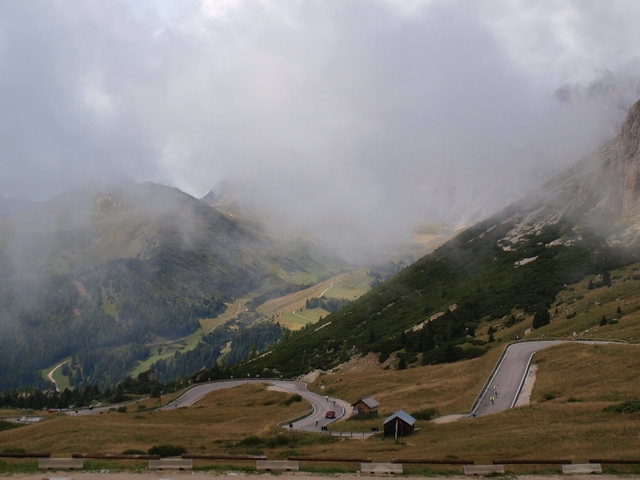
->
[411, 408, 439, 421]
[237, 436, 262, 447]
[2, 447, 25, 453]
[236, 431, 338, 449]
[351, 412, 379, 421]
[282, 394, 302, 406]
[147, 444, 187, 457]
[603, 399, 640, 414]
[121, 449, 145, 455]
[0, 421, 22, 433]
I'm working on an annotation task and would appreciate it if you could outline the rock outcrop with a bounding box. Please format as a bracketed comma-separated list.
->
[491, 98, 640, 247]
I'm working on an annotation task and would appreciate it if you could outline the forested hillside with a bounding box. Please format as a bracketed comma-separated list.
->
[242, 214, 638, 377]
[0, 178, 343, 391]
[152, 320, 285, 382]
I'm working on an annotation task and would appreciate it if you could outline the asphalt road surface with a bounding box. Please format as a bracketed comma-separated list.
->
[159, 379, 347, 431]
[471, 340, 617, 417]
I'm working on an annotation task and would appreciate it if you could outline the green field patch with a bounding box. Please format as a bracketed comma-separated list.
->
[41, 358, 71, 392]
[256, 269, 370, 319]
[279, 308, 328, 330]
[101, 294, 117, 316]
[322, 269, 371, 300]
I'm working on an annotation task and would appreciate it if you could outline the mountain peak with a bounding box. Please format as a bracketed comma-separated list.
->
[200, 190, 216, 204]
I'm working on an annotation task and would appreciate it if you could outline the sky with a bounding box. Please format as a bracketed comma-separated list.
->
[2, 0, 640, 257]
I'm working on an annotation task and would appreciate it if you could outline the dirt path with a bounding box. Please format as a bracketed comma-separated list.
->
[46, 360, 69, 393]
[292, 311, 308, 321]
[319, 277, 340, 296]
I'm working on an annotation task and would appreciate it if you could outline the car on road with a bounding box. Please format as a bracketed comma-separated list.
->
[325, 410, 335, 419]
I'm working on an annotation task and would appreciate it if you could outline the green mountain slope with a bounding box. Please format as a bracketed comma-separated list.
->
[243, 100, 640, 377]
[0, 177, 344, 390]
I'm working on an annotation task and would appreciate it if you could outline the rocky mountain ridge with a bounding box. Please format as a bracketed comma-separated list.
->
[486, 98, 640, 250]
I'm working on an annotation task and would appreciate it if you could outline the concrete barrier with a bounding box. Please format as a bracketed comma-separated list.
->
[256, 460, 299, 471]
[361, 463, 403, 474]
[562, 464, 602, 474]
[464, 464, 505, 475]
[39, 458, 84, 470]
[149, 459, 193, 470]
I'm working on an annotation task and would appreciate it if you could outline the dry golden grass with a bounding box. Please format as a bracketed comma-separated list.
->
[531, 342, 640, 403]
[256, 270, 371, 330]
[0, 409, 36, 417]
[0, 384, 308, 455]
[314, 347, 504, 421]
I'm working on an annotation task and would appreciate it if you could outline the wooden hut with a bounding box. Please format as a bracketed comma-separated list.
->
[351, 396, 380, 415]
[383, 410, 415, 438]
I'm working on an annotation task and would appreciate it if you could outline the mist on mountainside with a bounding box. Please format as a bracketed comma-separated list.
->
[195, 68, 640, 262]
[2, 2, 640, 262]
[0, 177, 351, 391]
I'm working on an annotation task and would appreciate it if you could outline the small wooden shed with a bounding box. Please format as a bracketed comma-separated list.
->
[383, 410, 415, 438]
[351, 396, 380, 415]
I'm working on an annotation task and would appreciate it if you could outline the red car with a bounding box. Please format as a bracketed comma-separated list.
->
[325, 410, 336, 419]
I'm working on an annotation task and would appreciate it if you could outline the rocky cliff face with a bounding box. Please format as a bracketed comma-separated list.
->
[619, 100, 640, 216]
[486, 98, 640, 247]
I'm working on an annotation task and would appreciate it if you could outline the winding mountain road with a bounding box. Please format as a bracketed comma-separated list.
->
[160, 379, 347, 431]
[471, 340, 621, 417]
[70, 340, 624, 426]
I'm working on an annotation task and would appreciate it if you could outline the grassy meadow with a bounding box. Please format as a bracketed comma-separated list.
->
[257, 269, 371, 330]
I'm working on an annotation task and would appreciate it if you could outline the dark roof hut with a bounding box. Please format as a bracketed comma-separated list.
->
[383, 410, 415, 438]
[351, 396, 380, 415]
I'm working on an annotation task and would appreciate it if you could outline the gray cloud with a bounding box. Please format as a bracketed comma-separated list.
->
[1, 0, 640, 259]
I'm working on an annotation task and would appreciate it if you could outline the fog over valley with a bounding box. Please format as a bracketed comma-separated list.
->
[3, 1, 640, 259]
